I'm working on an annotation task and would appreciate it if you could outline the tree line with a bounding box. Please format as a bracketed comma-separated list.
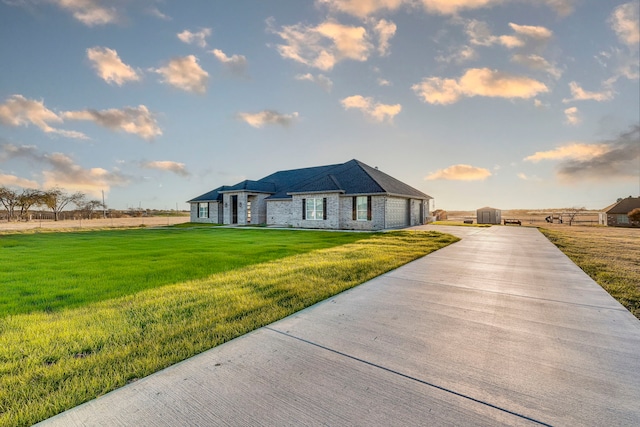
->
[0, 186, 104, 222]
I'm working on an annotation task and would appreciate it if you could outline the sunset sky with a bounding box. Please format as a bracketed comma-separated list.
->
[1, 0, 638, 211]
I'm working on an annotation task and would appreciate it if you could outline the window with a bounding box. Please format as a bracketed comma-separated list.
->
[618, 214, 629, 224]
[198, 202, 208, 218]
[303, 198, 325, 220]
[353, 196, 371, 221]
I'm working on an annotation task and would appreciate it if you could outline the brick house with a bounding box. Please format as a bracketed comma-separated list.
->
[601, 197, 640, 227]
[187, 159, 432, 230]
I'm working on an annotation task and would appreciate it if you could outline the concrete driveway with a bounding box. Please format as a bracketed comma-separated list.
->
[38, 226, 640, 426]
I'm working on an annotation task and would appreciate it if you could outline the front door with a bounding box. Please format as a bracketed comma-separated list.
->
[232, 195, 238, 224]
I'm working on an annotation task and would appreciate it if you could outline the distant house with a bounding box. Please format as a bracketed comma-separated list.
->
[476, 207, 501, 224]
[187, 159, 432, 230]
[601, 197, 640, 227]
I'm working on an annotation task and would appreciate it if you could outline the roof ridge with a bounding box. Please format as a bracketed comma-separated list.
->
[328, 174, 343, 190]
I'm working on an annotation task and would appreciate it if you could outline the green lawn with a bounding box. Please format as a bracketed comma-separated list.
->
[0, 227, 458, 427]
[0, 227, 370, 316]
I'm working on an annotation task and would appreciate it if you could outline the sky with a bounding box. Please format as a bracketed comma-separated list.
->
[0, 0, 638, 211]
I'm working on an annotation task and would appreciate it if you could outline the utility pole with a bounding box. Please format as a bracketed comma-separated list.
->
[102, 190, 106, 219]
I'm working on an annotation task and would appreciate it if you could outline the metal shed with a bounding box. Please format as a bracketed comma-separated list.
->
[477, 206, 501, 224]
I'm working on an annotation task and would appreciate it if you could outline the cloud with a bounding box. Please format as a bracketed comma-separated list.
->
[609, 2, 640, 47]
[268, 18, 373, 70]
[140, 160, 189, 177]
[419, 0, 502, 15]
[542, 0, 577, 17]
[63, 105, 162, 140]
[210, 49, 248, 75]
[0, 94, 87, 139]
[295, 73, 334, 91]
[511, 54, 562, 79]
[425, 164, 492, 181]
[563, 107, 580, 125]
[0, 173, 39, 188]
[377, 77, 391, 86]
[412, 68, 548, 105]
[147, 7, 171, 21]
[177, 28, 212, 48]
[372, 18, 396, 56]
[152, 55, 208, 94]
[524, 143, 611, 163]
[316, 0, 406, 18]
[86, 47, 141, 86]
[562, 81, 614, 103]
[436, 45, 477, 64]
[48, 0, 119, 26]
[0, 143, 129, 196]
[467, 21, 552, 51]
[237, 110, 299, 128]
[340, 95, 401, 123]
[525, 126, 640, 182]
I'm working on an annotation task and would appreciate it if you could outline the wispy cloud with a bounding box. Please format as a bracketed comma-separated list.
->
[512, 54, 562, 79]
[237, 110, 299, 128]
[0, 143, 129, 196]
[48, 0, 119, 26]
[140, 160, 189, 177]
[542, 0, 577, 17]
[524, 126, 640, 183]
[412, 68, 548, 105]
[563, 107, 581, 126]
[268, 18, 373, 70]
[371, 18, 396, 56]
[425, 164, 492, 181]
[316, 0, 406, 18]
[340, 95, 401, 123]
[63, 105, 162, 140]
[0, 172, 39, 188]
[177, 28, 212, 48]
[0, 94, 87, 139]
[86, 47, 141, 86]
[152, 55, 208, 94]
[524, 142, 610, 163]
[210, 49, 248, 75]
[603, 3, 640, 83]
[562, 81, 613, 103]
[295, 73, 333, 91]
[146, 6, 171, 21]
[609, 2, 639, 47]
[419, 0, 503, 16]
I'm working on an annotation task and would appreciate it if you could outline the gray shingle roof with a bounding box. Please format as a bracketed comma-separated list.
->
[605, 197, 640, 214]
[188, 159, 432, 202]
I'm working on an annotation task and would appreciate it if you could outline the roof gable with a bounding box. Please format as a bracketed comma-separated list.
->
[605, 197, 640, 214]
[187, 185, 228, 203]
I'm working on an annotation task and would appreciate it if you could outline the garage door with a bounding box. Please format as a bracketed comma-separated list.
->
[386, 198, 409, 228]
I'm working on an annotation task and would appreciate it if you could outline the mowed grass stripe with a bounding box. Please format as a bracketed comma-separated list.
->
[0, 229, 458, 427]
[0, 227, 370, 316]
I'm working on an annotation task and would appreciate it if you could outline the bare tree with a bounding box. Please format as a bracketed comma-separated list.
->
[79, 199, 104, 219]
[564, 206, 586, 226]
[17, 189, 46, 221]
[0, 186, 19, 221]
[42, 188, 85, 221]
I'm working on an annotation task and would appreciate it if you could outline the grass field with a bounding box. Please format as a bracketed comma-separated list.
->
[0, 227, 370, 316]
[0, 227, 458, 427]
[540, 225, 640, 319]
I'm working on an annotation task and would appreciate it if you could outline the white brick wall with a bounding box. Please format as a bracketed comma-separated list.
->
[266, 200, 292, 226]
[190, 202, 221, 223]
[287, 193, 341, 229]
[338, 196, 385, 230]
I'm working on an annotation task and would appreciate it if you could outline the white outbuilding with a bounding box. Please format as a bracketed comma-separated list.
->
[476, 206, 501, 224]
